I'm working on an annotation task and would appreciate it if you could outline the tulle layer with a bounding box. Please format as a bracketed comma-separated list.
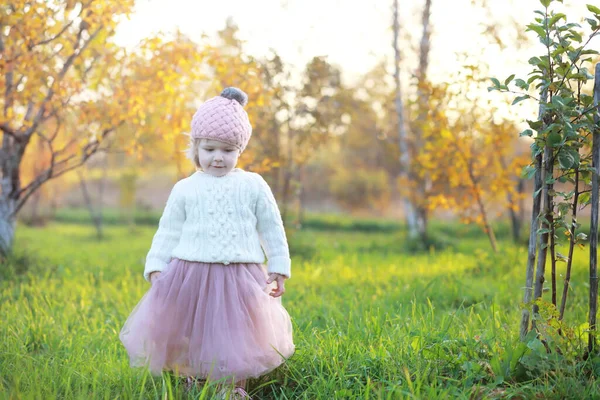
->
[120, 259, 294, 380]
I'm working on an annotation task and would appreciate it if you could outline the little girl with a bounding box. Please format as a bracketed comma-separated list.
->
[120, 87, 295, 399]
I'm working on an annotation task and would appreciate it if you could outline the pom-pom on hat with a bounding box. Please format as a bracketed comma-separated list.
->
[190, 87, 252, 152]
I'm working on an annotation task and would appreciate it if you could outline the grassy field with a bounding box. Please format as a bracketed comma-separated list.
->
[1, 217, 599, 399]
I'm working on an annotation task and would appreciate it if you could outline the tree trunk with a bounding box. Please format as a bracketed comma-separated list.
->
[416, 206, 429, 244]
[532, 144, 553, 329]
[0, 197, 17, 257]
[499, 149, 524, 243]
[548, 173, 556, 307]
[414, 0, 432, 243]
[270, 117, 282, 200]
[29, 188, 42, 224]
[473, 185, 497, 252]
[297, 165, 306, 227]
[508, 202, 521, 243]
[559, 168, 579, 321]
[393, 0, 419, 239]
[281, 123, 295, 224]
[281, 167, 293, 225]
[588, 62, 600, 354]
[520, 87, 548, 341]
[78, 170, 103, 240]
[518, 178, 525, 228]
[0, 132, 27, 256]
[549, 203, 556, 307]
[98, 156, 108, 234]
[508, 178, 525, 243]
[28, 138, 46, 225]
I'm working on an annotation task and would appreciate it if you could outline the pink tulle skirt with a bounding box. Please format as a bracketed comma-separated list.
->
[119, 258, 295, 381]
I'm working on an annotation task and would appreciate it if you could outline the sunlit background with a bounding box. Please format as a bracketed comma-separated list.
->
[2, 0, 600, 397]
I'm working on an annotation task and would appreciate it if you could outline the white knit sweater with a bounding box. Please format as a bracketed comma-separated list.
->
[143, 169, 291, 281]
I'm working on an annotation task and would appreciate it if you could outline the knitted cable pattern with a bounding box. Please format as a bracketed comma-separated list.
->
[144, 170, 291, 281]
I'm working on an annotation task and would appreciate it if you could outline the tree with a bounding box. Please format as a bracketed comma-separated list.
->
[392, 0, 420, 239]
[0, 0, 208, 255]
[1, 0, 133, 254]
[404, 61, 528, 252]
[491, 1, 600, 352]
[329, 88, 394, 213]
[288, 56, 347, 223]
[409, 0, 432, 241]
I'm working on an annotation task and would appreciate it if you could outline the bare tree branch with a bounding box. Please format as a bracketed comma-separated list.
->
[54, 137, 79, 158]
[24, 101, 34, 122]
[14, 123, 120, 215]
[13, 142, 111, 217]
[0, 123, 22, 141]
[29, 20, 75, 49]
[23, 24, 104, 139]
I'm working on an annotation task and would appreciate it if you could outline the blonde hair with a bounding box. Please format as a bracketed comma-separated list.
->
[185, 135, 202, 169]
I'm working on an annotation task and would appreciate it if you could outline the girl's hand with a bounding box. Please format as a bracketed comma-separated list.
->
[266, 273, 287, 298]
[149, 271, 162, 284]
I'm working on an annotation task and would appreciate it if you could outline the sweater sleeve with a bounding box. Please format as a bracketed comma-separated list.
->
[254, 174, 292, 278]
[143, 182, 186, 282]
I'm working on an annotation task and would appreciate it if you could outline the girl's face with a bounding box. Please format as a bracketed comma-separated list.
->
[197, 139, 240, 177]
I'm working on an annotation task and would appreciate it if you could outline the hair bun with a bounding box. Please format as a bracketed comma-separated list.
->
[220, 87, 248, 107]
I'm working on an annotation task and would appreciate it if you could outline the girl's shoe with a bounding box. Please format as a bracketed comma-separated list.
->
[231, 387, 252, 399]
[216, 387, 251, 399]
[184, 376, 200, 391]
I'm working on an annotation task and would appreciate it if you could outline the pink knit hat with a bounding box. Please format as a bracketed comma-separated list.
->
[190, 87, 252, 152]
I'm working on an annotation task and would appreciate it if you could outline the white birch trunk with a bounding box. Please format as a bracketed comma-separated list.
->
[588, 62, 600, 353]
[393, 0, 419, 238]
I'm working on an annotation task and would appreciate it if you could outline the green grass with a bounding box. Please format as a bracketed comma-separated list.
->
[1, 220, 599, 399]
[48, 207, 511, 236]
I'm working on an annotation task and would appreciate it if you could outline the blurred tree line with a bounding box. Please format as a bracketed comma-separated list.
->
[5, 0, 534, 254]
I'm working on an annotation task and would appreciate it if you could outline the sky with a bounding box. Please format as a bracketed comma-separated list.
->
[113, 0, 597, 121]
[113, 0, 593, 77]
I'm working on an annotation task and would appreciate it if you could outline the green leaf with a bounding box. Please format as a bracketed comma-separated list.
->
[540, 0, 551, 7]
[579, 192, 591, 206]
[527, 120, 544, 131]
[586, 18, 598, 30]
[527, 24, 547, 38]
[490, 77, 501, 88]
[558, 148, 580, 169]
[567, 50, 579, 62]
[581, 49, 600, 56]
[581, 67, 594, 79]
[567, 30, 583, 43]
[549, 13, 566, 26]
[547, 131, 562, 147]
[522, 165, 537, 179]
[512, 95, 530, 105]
[520, 129, 534, 137]
[504, 74, 515, 85]
[568, 73, 588, 82]
[540, 36, 552, 46]
[587, 4, 600, 14]
[527, 76, 542, 85]
[581, 94, 593, 107]
[551, 96, 567, 107]
[515, 78, 529, 90]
